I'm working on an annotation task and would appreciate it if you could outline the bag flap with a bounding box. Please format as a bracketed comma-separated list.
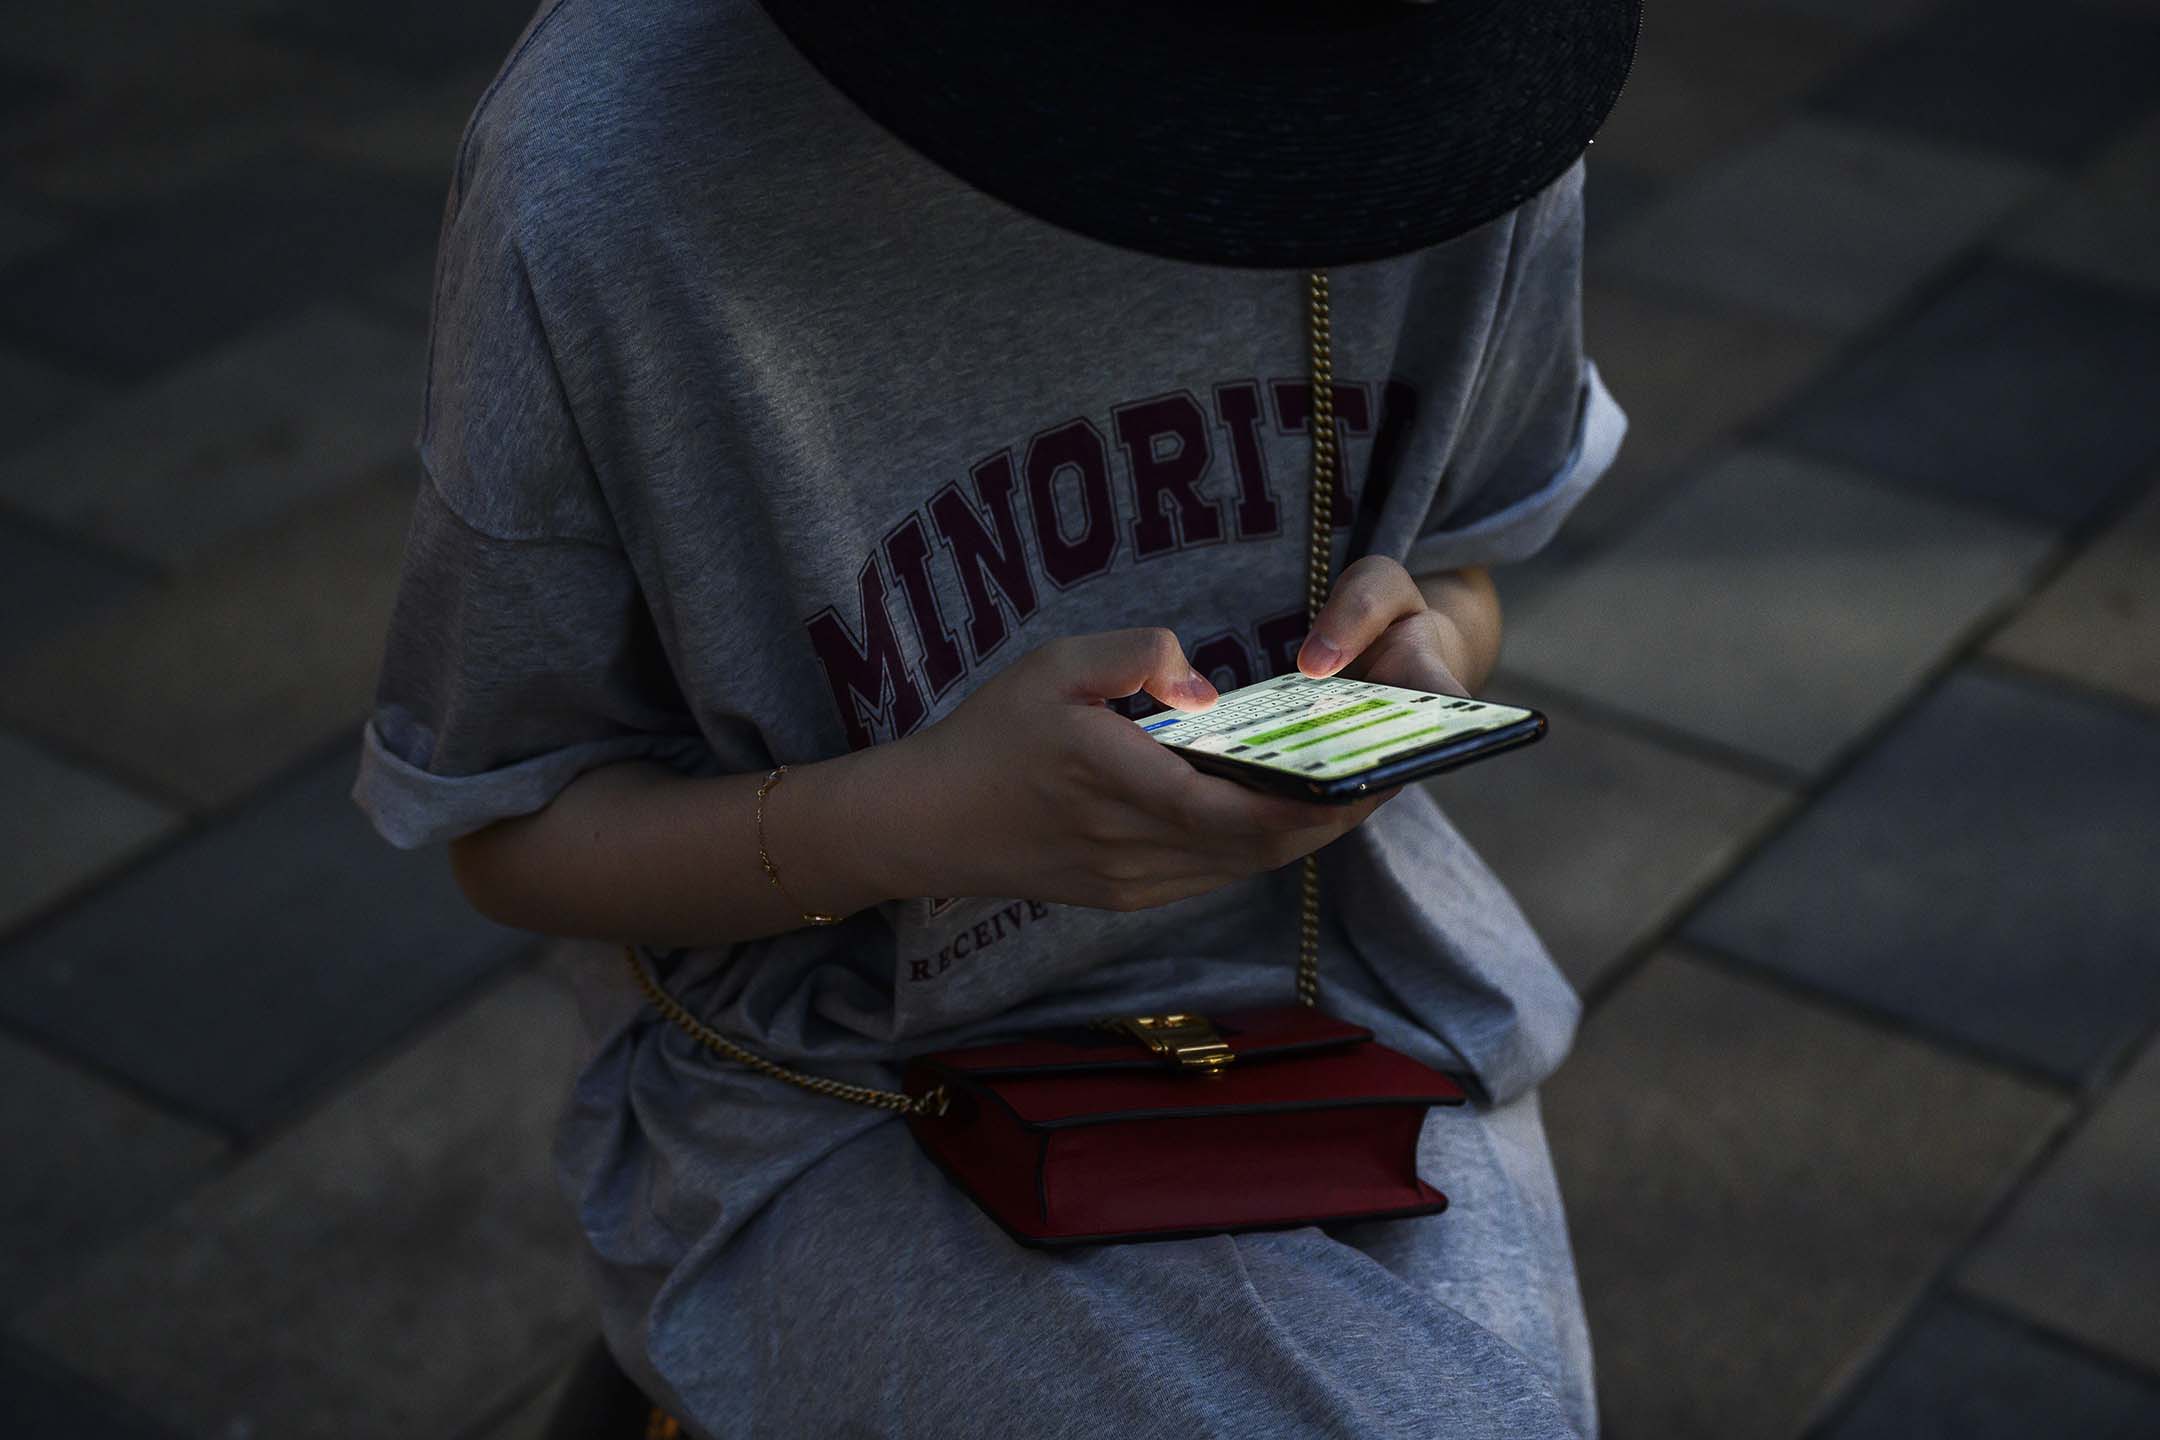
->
[919, 1005, 1370, 1078]
[913, 1007, 1469, 1130]
[928, 1040, 1467, 1129]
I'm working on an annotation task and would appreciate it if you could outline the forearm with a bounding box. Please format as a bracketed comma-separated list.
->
[447, 742, 920, 948]
[1409, 564, 1503, 693]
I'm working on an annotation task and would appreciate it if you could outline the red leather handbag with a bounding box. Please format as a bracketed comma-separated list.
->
[900, 1007, 1463, 1246]
[623, 268, 1472, 1246]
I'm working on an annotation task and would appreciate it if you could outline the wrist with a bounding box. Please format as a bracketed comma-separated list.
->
[755, 746, 909, 922]
[817, 734, 944, 906]
[1413, 567, 1501, 692]
[1422, 606, 1479, 692]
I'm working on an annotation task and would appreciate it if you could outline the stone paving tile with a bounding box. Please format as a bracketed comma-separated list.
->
[1430, 676, 1794, 991]
[1500, 448, 2052, 776]
[1582, 160, 1662, 254]
[0, 1340, 185, 1439]
[254, 0, 545, 81]
[1588, 2, 1861, 179]
[0, 743, 532, 1137]
[0, 512, 147, 664]
[1479, 533, 1585, 619]
[0, 729, 178, 940]
[1819, 1297, 2160, 1439]
[1543, 951, 2070, 1440]
[1986, 474, 2160, 712]
[0, 346, 109, 455]
[0, 463, 418, 814]
[0, 29, 402, 206]
[0, 201, 63, 267]
[0, 56, 68, 129]
[2000, 108, 2160, 301]
[0, 6, 270, 79]
[1564, 285, 1837, 547]
[1595, 117, 2045, 334]
[12, 970, 598, 1440]
[351, 244, 439, 327]
[1723, 0, 1949, 36]
[0, 147, 442, 382]
[0, 304, 425, 567]
[1806, 0, 2160, 166]
[311, 62, 494, 181]
[0, 1037, 225, 1319]
[1686, 665, 2160, 1086]
[1581, 283, 1840, 473]
[1959, 1034, 2160, 1375]
[1772, 261, 2160, 531]
[473, 1368, 576, 1440]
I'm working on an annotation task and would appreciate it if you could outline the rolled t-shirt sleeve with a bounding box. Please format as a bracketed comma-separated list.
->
[351, 125, 710, 852]
[1405, 159, 1627, 576]
[353, 487, 712, 851]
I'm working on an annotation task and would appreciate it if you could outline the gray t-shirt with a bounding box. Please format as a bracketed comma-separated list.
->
[352, 0, 1625, 1260]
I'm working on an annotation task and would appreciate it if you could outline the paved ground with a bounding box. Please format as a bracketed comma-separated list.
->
[3, 1, 2157, 1436]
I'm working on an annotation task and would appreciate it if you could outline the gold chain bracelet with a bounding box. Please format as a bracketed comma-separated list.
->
[756, 765, 842, 926]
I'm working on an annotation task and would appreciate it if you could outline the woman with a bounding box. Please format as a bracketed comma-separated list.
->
[353, 0, 1636, 1434]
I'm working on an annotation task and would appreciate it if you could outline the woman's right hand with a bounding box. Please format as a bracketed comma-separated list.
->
[866, 627, 1397, 911]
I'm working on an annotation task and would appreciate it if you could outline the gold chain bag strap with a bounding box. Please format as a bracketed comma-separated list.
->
[623, 270, 1470, 1247]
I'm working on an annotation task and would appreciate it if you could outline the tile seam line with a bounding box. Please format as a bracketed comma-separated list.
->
[0, 725, 370, 953]
[0, 932, 555, 1163]
[1967, 636, 2160, 731]
[0, 496, 165, 582]
[1671, 936, 2082, 1097]
[1734, 228, 2160, 541]
[1582, 557, 2160, 1019]
[0, 717, 191, 823]
[1580, 217, 2160, 562]
[1543, 786, 1804, 1007]
[1523, 455, 2154, 790]
[1737, 433, 2113, 540]
[1481, 673, 1810, 792]
[0, 729, 550, 1140]
[0, 1008, 247, 1146]
[211, 938, 557, 1159]
[1941, 1284, 2160, 1394]
[1795, 1006, 2160, 1437]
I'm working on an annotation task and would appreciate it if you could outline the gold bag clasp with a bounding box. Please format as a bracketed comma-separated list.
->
[1096, 1012, 1235, 1071]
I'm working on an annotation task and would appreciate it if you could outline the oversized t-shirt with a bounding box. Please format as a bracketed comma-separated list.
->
[351, 0, 1626, 1262]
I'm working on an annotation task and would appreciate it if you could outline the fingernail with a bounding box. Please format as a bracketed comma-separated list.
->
[1179, 670, 1218, 706]
[1300, 636, 1344, 675]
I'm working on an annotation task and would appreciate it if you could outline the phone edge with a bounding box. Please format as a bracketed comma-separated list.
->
[1176, 711, 1548, 803]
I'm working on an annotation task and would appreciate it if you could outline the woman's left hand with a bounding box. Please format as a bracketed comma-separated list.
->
[1293, 555, 1475, 699]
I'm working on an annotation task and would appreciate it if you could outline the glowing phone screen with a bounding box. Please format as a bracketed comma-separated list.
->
[1136, 673, 1533, 781]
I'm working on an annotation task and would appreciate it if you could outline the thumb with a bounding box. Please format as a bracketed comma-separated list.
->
[1040, 628, 1218, 710]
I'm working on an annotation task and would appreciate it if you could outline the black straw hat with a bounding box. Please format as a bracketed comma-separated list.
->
[755, 0, 1640, 269]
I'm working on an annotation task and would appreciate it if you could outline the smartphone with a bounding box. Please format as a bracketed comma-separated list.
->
[1134, 671, 1545, 803]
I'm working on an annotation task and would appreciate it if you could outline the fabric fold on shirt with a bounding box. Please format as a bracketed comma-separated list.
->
[1406, 358, 1626, 577]
[352, 714, 718, 851]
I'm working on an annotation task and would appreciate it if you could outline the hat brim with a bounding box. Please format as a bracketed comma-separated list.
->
[755, 0, 1640, 269]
